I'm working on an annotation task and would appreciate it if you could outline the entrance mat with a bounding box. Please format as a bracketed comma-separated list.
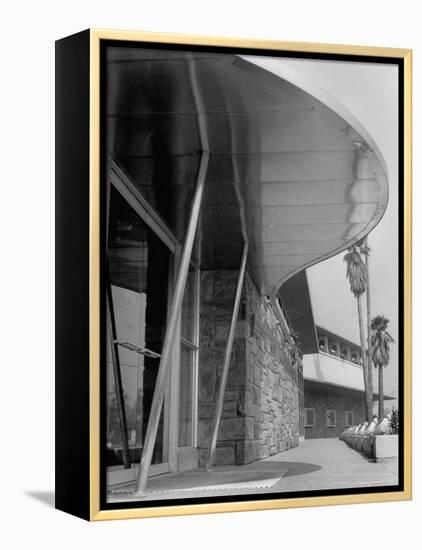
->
[108, 464, 290, 498]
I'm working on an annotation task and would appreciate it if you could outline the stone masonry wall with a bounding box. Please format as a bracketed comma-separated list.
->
[304, 380, 366, 439]
[198, 269, 300, 466]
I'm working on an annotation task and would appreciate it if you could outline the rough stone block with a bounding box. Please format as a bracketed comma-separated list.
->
[200, 316, 214, 347]
[198, 400, 237, 419]
[245, 417, 255, 439]
[254, 365, 262, 386]
[227, 363, 246, 389]
[198, 444, 235, 467]
[233, 338, 246, 364]
[235, 440, 259, 465]
[214, 276, 236, 300]
[198, 359, 218, 401]
[219, 417, 246, 440]
[258, 445, 270, 459]
[243, 390, 254, 415]
[215, 319, 230, 342]
[236, 321, 247, 338]
[198, 418, 213, 447]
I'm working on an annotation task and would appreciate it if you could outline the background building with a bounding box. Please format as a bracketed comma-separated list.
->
[280, 271, 393, 440]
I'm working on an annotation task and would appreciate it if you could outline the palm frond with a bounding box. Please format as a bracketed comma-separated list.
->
[370, 315, 395, 367]
[344, 245, 366, 296]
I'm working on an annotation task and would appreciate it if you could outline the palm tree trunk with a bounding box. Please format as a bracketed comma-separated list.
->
[357, 294, 371, 421]
[378, 365, 384, 419]
[364, 237, 374, 417]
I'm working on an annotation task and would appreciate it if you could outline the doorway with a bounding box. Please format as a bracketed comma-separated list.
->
[106, 184, 173, 484]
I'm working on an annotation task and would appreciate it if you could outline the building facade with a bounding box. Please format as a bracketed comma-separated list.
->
[303, 326, 368, 439]
[304, 380, 366, 439]
[198, 270, 301, 466]
[103, 44, 389, 495]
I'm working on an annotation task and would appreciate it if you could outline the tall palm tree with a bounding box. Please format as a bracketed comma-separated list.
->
[359, 237, 374, 417]
[371, 315, 395, 418]
[344, 245, 371, 421]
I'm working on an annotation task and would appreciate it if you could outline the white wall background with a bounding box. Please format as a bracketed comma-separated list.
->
[0, 0, 419, 548]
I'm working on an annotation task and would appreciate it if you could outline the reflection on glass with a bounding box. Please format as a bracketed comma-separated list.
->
[107, 47, 198, 242]
[106, 188, 170, 468]
[178, 343, 194, 447]
[181, 270, 195, 342]
[178, 266, 198, 448]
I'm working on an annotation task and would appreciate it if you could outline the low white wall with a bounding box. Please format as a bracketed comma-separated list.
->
[303, 352, 365, 392]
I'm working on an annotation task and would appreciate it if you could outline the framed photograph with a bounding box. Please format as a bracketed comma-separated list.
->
[55, 29, 412, 521]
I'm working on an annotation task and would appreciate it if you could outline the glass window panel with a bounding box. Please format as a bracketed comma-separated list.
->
[326, 410, 336, 427]
[305, 408, 315, 427]
[106, 187, 171, 467]
[106, 47, 199, 242]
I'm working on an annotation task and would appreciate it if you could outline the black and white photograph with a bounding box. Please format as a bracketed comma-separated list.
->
[102, 40, 405, 507]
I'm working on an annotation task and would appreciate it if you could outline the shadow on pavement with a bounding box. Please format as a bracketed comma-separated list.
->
[279, 461, 322, 477]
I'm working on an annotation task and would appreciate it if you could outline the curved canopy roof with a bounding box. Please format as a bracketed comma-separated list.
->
[107, 47, 388, 298]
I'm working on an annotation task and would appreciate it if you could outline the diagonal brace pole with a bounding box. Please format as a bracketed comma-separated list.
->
[134, 150, 209, 495]
[206, 242, 248, 471]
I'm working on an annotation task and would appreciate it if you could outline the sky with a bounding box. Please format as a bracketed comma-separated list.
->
[278, 58, 399, 401]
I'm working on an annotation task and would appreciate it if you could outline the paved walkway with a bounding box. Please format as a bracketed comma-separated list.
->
[264, 438, 398, 492]
[108, 438, 398, 503]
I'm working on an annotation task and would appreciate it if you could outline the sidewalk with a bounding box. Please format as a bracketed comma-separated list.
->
[108, 438, 398, 502]
[264, 438, 398, 492]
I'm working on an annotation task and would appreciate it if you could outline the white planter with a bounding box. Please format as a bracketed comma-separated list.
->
[373, 434, 399, 461]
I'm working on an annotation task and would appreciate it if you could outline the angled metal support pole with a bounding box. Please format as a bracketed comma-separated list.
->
[134, 150, 209, 495]
[106, 275, 131, 469]
[206, 242, 248, 471]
